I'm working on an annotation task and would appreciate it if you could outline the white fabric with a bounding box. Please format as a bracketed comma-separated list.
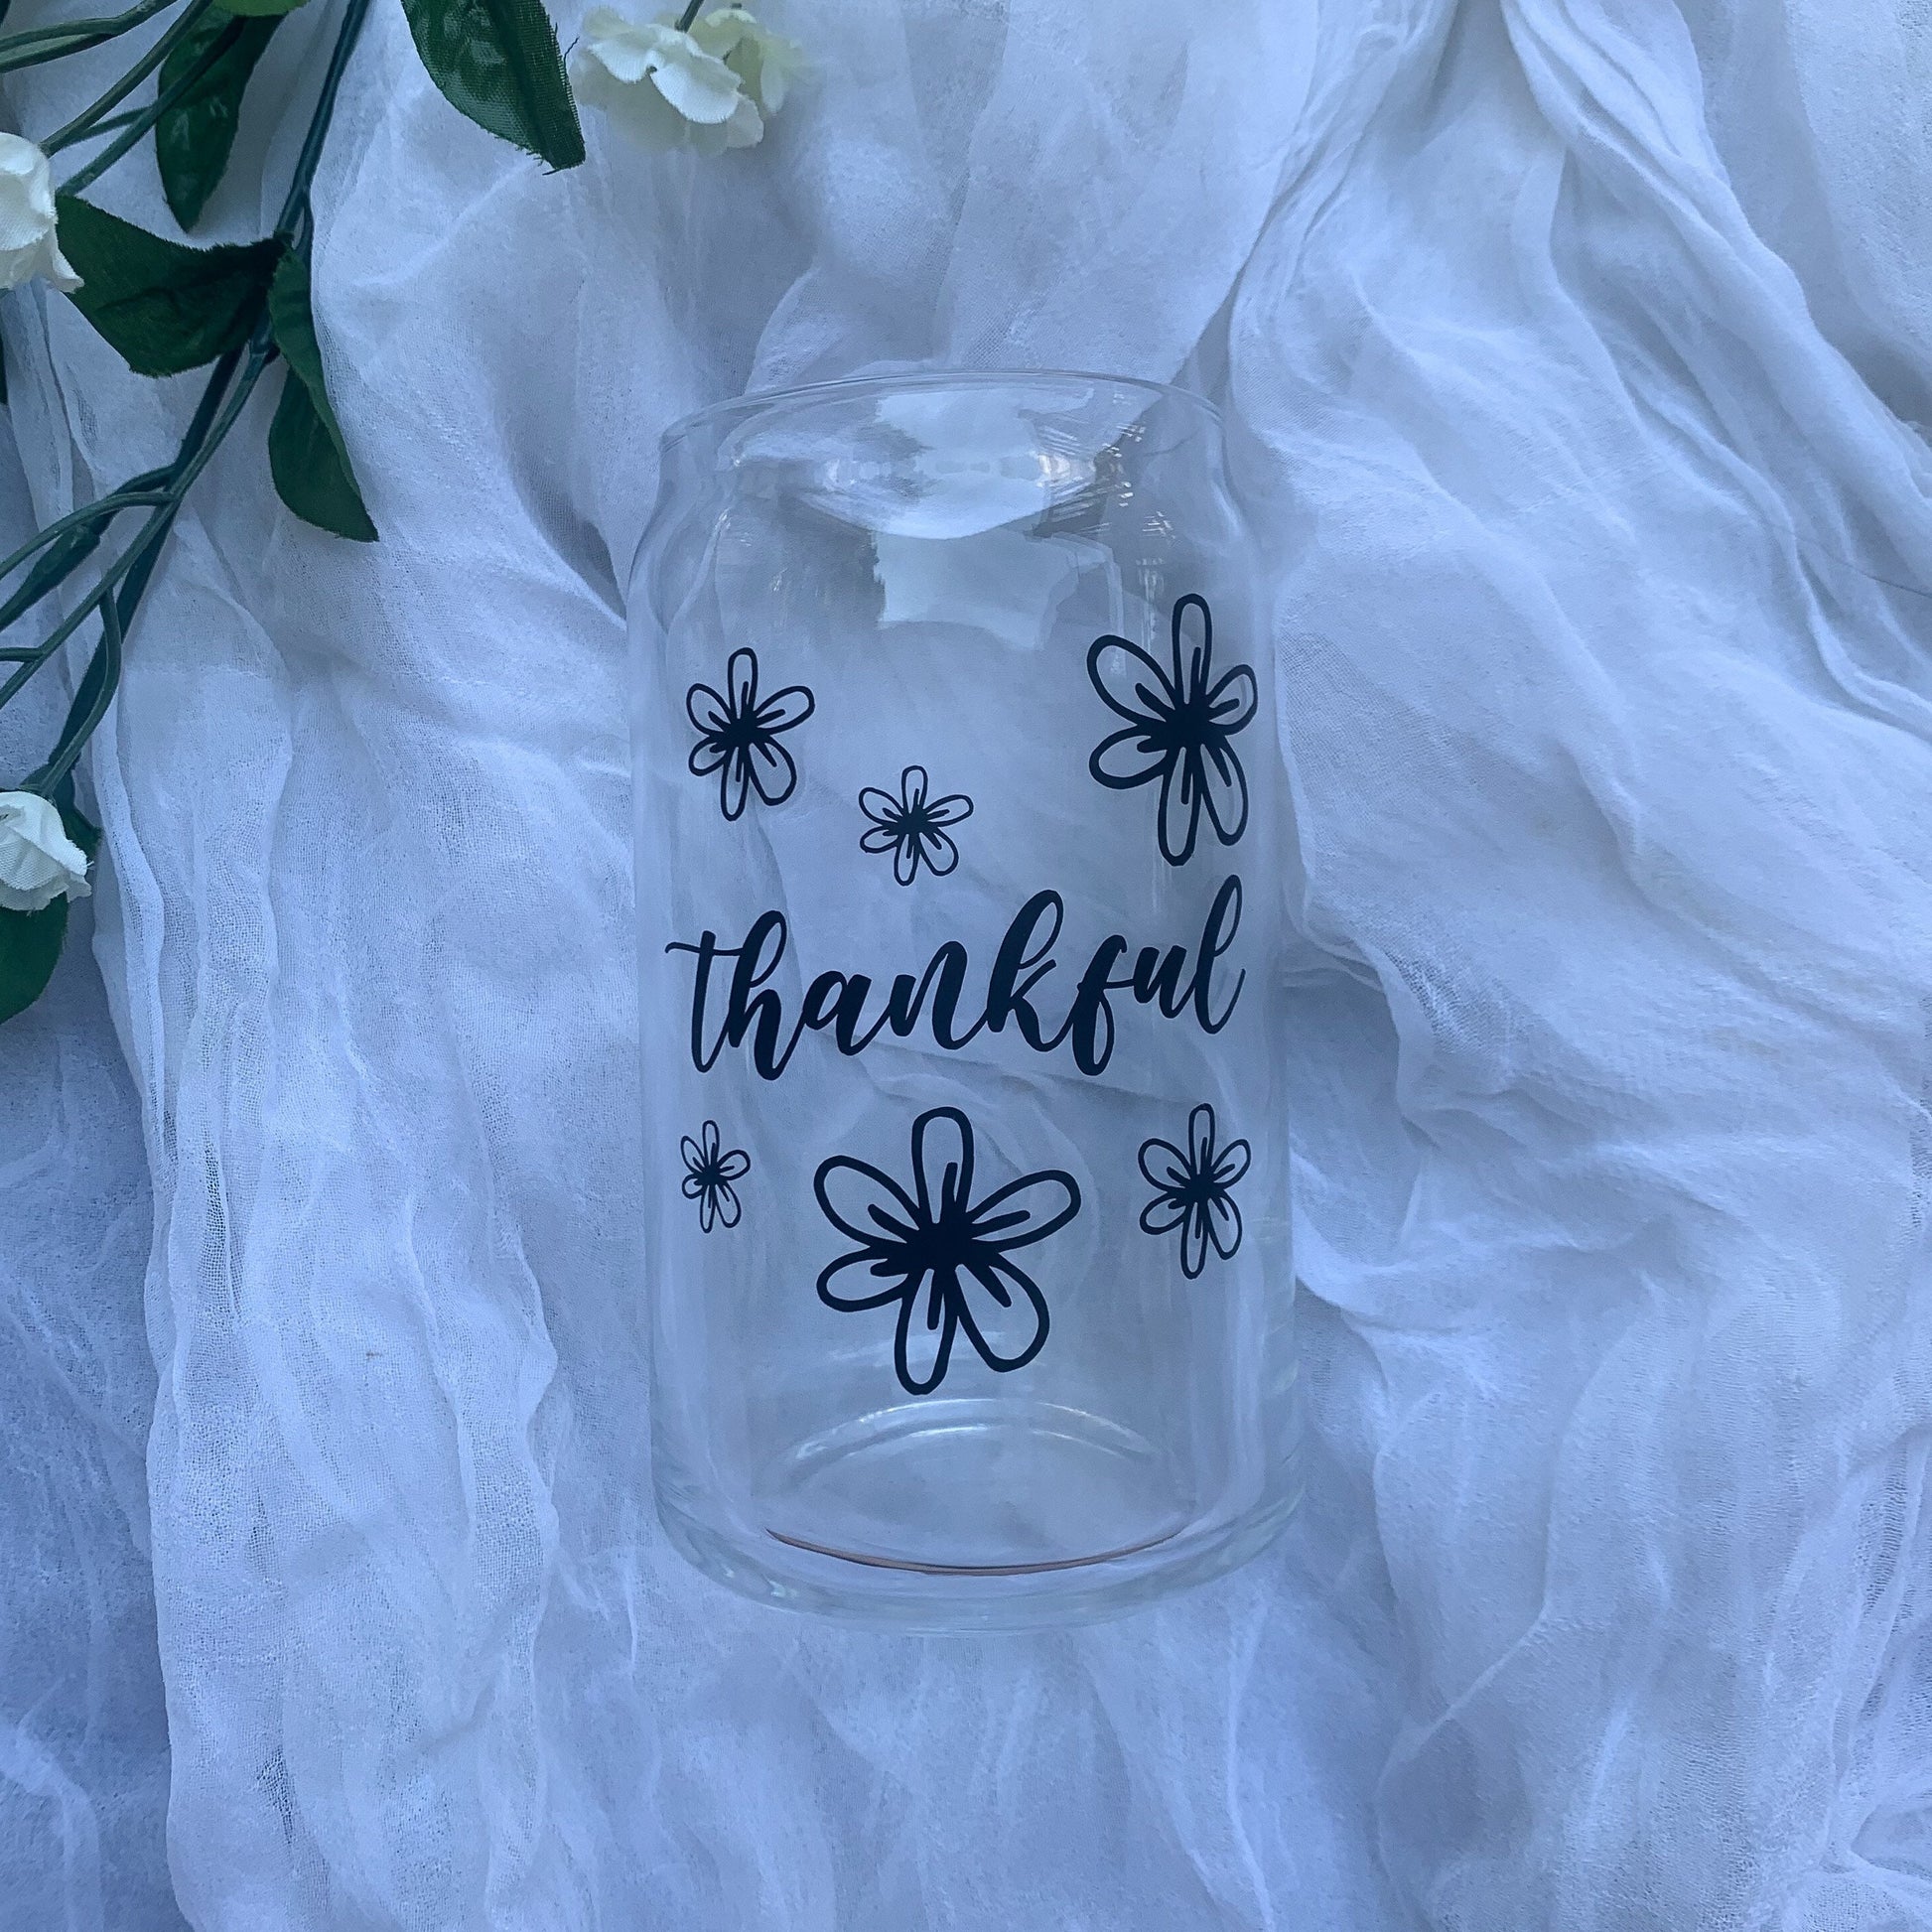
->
[5, 0, 1932, 1924]
[0, 432, 178, 1925]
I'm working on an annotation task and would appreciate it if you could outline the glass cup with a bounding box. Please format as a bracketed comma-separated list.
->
[630, 370, 1299, 1627]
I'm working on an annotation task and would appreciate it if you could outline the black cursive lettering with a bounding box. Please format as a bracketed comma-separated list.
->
[666, 877, 1247, 1081]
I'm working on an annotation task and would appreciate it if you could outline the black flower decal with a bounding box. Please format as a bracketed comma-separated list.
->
[1138, 1103, 1249, 1279]
[859, 764, 975, 886]
[680, 1119, 751, 1233]
[1088, 593, 1256, 867]
[814, 1106, 1081, 1395]
[686, 647, 815, 821]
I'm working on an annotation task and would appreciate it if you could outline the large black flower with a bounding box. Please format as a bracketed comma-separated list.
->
[681, 1119, 750, 1233]
[686, 647, 815, 821]
[859, 764, 974, 886]
[814, 1106, 1081, 1395]
[1087, 593, 1256, 867]
[1138, 1103, 1249, 1279]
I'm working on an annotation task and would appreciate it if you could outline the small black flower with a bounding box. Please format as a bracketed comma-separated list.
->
[686, 647, 815, 821]
[1138, 1103, 1250, 1279]
[814, 1105, 1081, 1395]
[859, 764, 974, 886]
[681, 1119, 751, 1233]
[1088, 593, 1257, 867]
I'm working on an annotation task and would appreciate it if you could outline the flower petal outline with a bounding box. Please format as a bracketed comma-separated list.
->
[967, 1171, 1080, 1252]
[1088, 634, 1178, 725]
[919, 828, 960, 878]
[1178, 1207, 1211, 1280]
[1204, 1190, 1240, 1261]
[718, 753, 754, 821]
[725, 647, 759, 714]
[910, 1106, 974, 1225]
[686, 680, 732, 736]
[815, 1155, 919, 1251]
[1212, 1139, 1252, 1189]
[1196, 735, 1250, 847]
[1138, 1136, 1189, 1191]
[953, 1256, 1050, 1373]
[1090, 723, 1170, 791]
[812, 1105, 1081, 1394]
[1207, 662, 1258, 735]
[1157, 750, 1204, 867]
[1137, 1103, 1248, 1278]
[895, 1281, 958, 1394]
[1085, 595, 1256, 868]
[754, 683, 815, 734]
[746, 735, 798, 808]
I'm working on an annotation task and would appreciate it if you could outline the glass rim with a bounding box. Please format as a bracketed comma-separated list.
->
[659, 366, 1222, 448]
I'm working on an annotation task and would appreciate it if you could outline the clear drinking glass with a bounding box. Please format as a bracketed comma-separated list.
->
[630, 370, 1299, 1627]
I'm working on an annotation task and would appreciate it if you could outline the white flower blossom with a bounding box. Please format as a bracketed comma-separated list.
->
[688, 4, 807, 117]
[570, 7, 802, 153]
[0, 135, 80, 295]
[0, 790, 89, 914]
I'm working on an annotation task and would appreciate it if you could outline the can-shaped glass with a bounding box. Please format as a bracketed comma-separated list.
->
[631, 370, 1299, 1626]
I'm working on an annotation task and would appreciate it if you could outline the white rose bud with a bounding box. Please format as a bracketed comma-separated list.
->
[0, 790, 90, 913]
[570, 9, 765, 153]
[689, 4, 807, 117]
[0, 134, 80, 295]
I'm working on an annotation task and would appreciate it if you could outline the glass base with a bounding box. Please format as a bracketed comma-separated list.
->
[657, 1396, 1300, 1629]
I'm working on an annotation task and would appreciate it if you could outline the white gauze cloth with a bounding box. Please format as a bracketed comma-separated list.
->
[3, 0, 1932, 1925]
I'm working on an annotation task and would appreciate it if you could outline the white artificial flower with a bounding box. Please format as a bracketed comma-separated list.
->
[0, 135, 80, 295]
[688, 4, 807, 116]
[0, 790, 89, 913]
[570, 9, 764, 154]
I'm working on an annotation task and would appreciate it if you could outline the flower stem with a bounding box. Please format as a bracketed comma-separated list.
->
[271, 0, 370, 241]
[0, 0, 177, 75]
[41, 0, 214, 153]
[675, 0, 705, 30]
[4, 0, 375, 794]
[59, 12, 245, 196]
[57, 104, 151, 137]
[0, 476, 171, 593]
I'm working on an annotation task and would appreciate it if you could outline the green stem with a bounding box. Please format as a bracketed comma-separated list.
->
[31, 585, 120, 791]
[21, 334, 274, 786]
[5, 0, 374, 794]
[0, 540, 137, 710]
[41, 0, 214, 152]
[0, 0, 173, 51]
[0, 0, 176, 73]
[0, 29, 135, 71]
[0, 476, 171, 588]
[0, 333, 264, 716]
[675, 0, 704, 30]
[271, 0, 370, 241]
[59, 11, 244, 195]
[59, 104, 149, 137]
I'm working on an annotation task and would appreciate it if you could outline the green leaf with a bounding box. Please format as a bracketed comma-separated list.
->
[269, 373, 376, 540]
[58, 196, 278, 376]
[265, 252, 329, 408]
[215, 0, 310, 15]
[0, 897, 68, 1027]
[157, 11, 283, 230]
[265, 252, 376, 540]
[400, 0, 584, 170]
